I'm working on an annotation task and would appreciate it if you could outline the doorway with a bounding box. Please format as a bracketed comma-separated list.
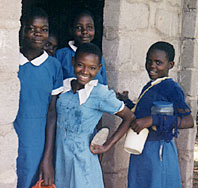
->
[21, 0, 105, 49]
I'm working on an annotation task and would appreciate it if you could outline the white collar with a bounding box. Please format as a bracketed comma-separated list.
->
[20, 51, 48, 66]
[63, 78, 98, 105]
[151, 77, 170, 85]
[68, 41, 77, 52]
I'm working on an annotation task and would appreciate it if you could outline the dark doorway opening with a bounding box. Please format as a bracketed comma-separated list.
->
[21, 0, 105, 49]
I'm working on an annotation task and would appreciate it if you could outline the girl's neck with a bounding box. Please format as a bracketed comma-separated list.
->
[74, 42, 80, 48]
[71, 79, 84, 94]
[21, 48, 44, 61]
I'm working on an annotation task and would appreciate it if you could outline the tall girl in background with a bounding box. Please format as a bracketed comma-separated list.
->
[55, 10, 107, 85]
[41, 43, 135, 188]
[127, 41, 194, 188]
[14, 8, 63, 188]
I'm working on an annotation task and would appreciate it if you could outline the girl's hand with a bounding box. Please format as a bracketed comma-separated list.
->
[39, 159, 54, 186]
[116, 91, 129, 101]
[131, 116, 152, 134]
[89, 143, 110, 154]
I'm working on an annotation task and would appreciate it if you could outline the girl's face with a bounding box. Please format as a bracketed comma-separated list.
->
[73, 53, 101, 88]
[22, 17, 49, 50]
[73, 14, 95, 47]
[44, 35, 58, 56]
[145, 49, 174, 80]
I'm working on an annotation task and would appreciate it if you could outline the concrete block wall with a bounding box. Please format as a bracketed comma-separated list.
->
[0, 0, 21, 187]
[102, 0, 197, 187]
[176, 1, 198, 187]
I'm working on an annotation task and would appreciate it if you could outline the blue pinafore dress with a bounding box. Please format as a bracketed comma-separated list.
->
[55, 79, 124, 188]
[14, 52, 63, 188]
[128, 78, 191, 188]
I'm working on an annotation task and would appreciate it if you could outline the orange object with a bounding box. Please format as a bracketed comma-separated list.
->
[32, 180, 56, 188]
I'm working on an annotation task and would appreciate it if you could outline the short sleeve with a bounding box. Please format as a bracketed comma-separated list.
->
[51, 59, 63, 95]
[167, 81, 191, 116]
[98, 87, 124, 114]
[55, 47, 75, 79]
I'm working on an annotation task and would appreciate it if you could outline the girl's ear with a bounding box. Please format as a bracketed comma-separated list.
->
[98, 64, 102, 69]
[169, 61, 175, 69]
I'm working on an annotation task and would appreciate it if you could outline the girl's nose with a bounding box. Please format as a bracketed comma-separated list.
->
[81, 27, 88, 34]
[34, 28, 42, 36]
[150, 62, 156, 68]
[82, 66, 89, 74]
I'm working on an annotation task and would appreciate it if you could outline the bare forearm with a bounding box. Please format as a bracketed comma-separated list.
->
[42, 96, 57, 161]
[43, 110, 56, 161]
[105, 119, 133, 149]
[178, 114, 194, 129]
[106, 107, 135, 149]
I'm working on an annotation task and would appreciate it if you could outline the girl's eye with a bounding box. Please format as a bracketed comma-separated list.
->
[89, 66, 96, 70]
[156, 61, 162, 65]
[25, 26, 35, 32]
[45, 42, 50, 47]
[77, 63, 82, 67]
[75, 26, 82, 31]
[87, 25, 94, 30]
[42, 28, 48, 32]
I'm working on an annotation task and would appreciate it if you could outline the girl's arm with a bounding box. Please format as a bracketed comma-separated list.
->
[90, 106, 135, 154]
[178, 113, 194, 129]
[116, 91, 135, 110]
[39, 95, 57, 186]
[132, 112, 194, 134]
[131, 116, 153, 134]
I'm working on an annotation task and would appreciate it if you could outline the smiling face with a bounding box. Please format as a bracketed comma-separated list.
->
[145, 49, 174, 80]
[73, 14, 95, 47]
[73, 52, 101, 89]
[22, 16, 49, 51]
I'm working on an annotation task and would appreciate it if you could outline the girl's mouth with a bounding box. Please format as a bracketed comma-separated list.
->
[149, 70, 157, 76]
[78, 74, 90, 81]
[34, 40, 43, 44]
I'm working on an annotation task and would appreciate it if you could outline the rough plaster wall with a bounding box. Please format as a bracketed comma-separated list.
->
[0, 0, 21, 187]
[102, 0, 197, 188]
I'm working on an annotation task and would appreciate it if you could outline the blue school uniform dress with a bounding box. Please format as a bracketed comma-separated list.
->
[14, 51, 63, 188]
[128, 78, 191, 188]
[55, 78, 124, 188]
[55, 41, 107, 85]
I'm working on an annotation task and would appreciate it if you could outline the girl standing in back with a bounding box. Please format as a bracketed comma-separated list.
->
[55, 10, 107, 85]
[14, 7, 63, 188]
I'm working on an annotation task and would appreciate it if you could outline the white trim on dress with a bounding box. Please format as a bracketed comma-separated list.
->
[51, 86, 64, 95]
[63, 78, 98, 105]
[20, 51, 48, 66]
[68, 41, 77, 52]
